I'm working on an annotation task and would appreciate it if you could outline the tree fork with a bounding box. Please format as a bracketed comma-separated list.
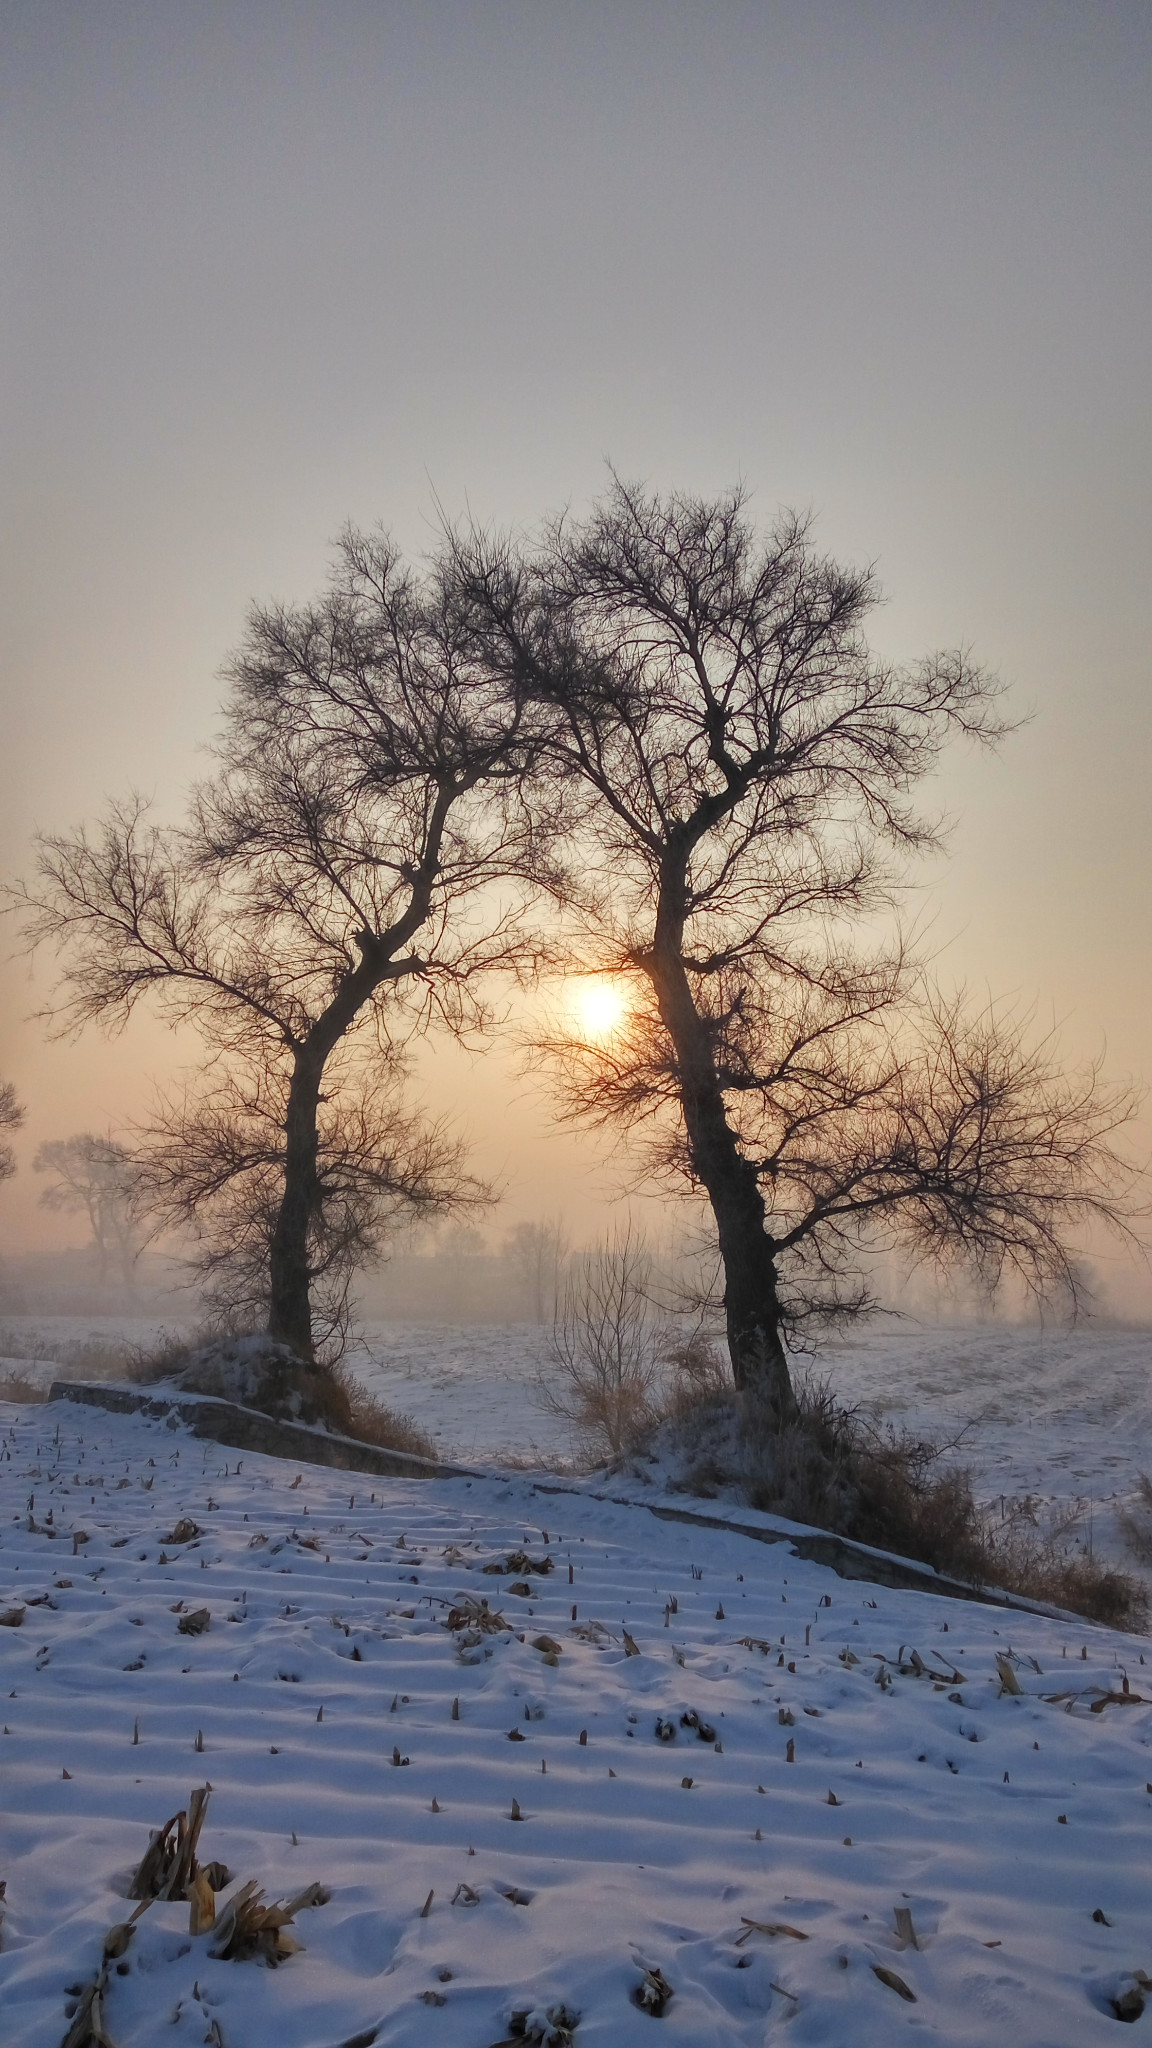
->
[264, 813, 449, 1361]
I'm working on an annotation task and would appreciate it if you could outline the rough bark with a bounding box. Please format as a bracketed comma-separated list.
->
[267, 1051, 323, 1359]
[648, 855, 795, 1419]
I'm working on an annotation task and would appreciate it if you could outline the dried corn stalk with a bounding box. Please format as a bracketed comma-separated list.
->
[735, 1918, 808, 1946]
[209, 1878, 329, 1965]
[633, 1965, 673, 2015]
[444, 1596, 509, 1635]
[128, 1786, 212, 1901]
[893, 1906, 919, 1950]
[895, 1648, 966, 1684]
[187, 1871, 217, 1935]
[60, 1907, 149, 2048]
[567, 1619, 615, 1645]
[489, 2003, 577, 2046]
[995, 1654, 1024, 1696]
[481, 1551, 553, 1577]
[61, 1978, 117, 2048]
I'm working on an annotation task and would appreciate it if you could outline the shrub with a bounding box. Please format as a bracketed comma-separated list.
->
[662, 1331, 731, 1412]
[664, 1374, 1149, 1631]
[988, 1519, 1144, 1630]
[126, 1325, 223, 1385]
[127, 1324, 437, 1460]
[740, 1376, 988, 1579]
[540, 1226, 667, 1459]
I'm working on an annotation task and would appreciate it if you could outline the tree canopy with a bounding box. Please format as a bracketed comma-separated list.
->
[453, 479, 1141, 1411]
[7, 485, 1142, 1401]
[12, 530, 560, 1356]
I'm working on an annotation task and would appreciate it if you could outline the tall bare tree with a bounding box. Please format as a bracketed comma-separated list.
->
[11, 531, 558, 1360]
[0, 1081, 24, 1186]
[456, 480, 1141, 1419]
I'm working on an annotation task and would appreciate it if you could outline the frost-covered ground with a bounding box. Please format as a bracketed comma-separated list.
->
[316, 1318, 1152, 1590]
[343, 1318, 1152, 1530]
[4, 1314, 1152, 1565]
[3, 1397, 1152, 2046]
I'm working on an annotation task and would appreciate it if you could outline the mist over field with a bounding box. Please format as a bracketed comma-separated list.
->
[2, 2, 1151, 1294]
[3, 9, 1152, 2043]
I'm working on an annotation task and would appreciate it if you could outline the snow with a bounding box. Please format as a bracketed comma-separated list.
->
[6, 1313, 1152, 1566]
[348, 1318, 1152, 1586]
[3, 1395, 1152, 2045]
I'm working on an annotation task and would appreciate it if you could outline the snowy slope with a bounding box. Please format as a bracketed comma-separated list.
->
[5, 1314, 1152, 1536]
[2, 1398, 1152, 2046]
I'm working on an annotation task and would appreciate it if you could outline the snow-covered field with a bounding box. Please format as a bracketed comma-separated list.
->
[341, 1319, 1152, 1540]
[5, 1313, 1152, 1572]
[3, 1395, 1152, 2045]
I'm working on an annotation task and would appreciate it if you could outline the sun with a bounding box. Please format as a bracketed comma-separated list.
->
[575, 979, 628, 1038]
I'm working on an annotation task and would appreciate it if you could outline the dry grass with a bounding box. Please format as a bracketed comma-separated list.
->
[489, 1443, 592, 1475]
[661, 1332, 732, 1414]
[126, 1324, 438, 1462]
[327, 1362, 437, 1462]
[989, 1531, 1143, 1630]
[125, 1323, 235, 1385]
[51, 1336, 136, 1381]
[0, 1374, 48, 1403]
[1, 1333, 136, 1388]
[668, 1375, 1151, 1632]
[742, 1379, 986, 1578]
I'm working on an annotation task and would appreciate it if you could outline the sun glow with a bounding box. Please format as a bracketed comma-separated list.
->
[575, 979, 628, 1038]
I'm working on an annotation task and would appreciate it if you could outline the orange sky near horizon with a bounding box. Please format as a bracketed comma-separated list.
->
[2, 3, 1149, 1310]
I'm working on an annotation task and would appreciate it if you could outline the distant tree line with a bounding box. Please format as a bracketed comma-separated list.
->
[7, 479, 1142, 1419]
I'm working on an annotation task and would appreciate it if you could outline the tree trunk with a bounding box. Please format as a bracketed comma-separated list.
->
[264, 787, 454, 1361]
[649, 944, 796, 1422]
[267, 1052, 322, 1360]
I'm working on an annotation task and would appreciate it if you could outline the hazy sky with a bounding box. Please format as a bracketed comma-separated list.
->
[2, 2, 1150, 1290]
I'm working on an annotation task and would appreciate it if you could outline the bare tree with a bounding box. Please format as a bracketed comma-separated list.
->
[10, 531, 558, 1361]
[505, 1215, 569, 1321]
[34, 1133, 143, 1288]
[456, 479, 1142, 1419]
[129, 1058, 472, 1350]
[0, 1081, 24, 1186]
[544, 1223, 665, 1456]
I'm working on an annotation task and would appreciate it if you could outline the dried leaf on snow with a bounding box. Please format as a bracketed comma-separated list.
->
[735, 1918, 809, 1946]
[872, 1964, 917, 2001]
